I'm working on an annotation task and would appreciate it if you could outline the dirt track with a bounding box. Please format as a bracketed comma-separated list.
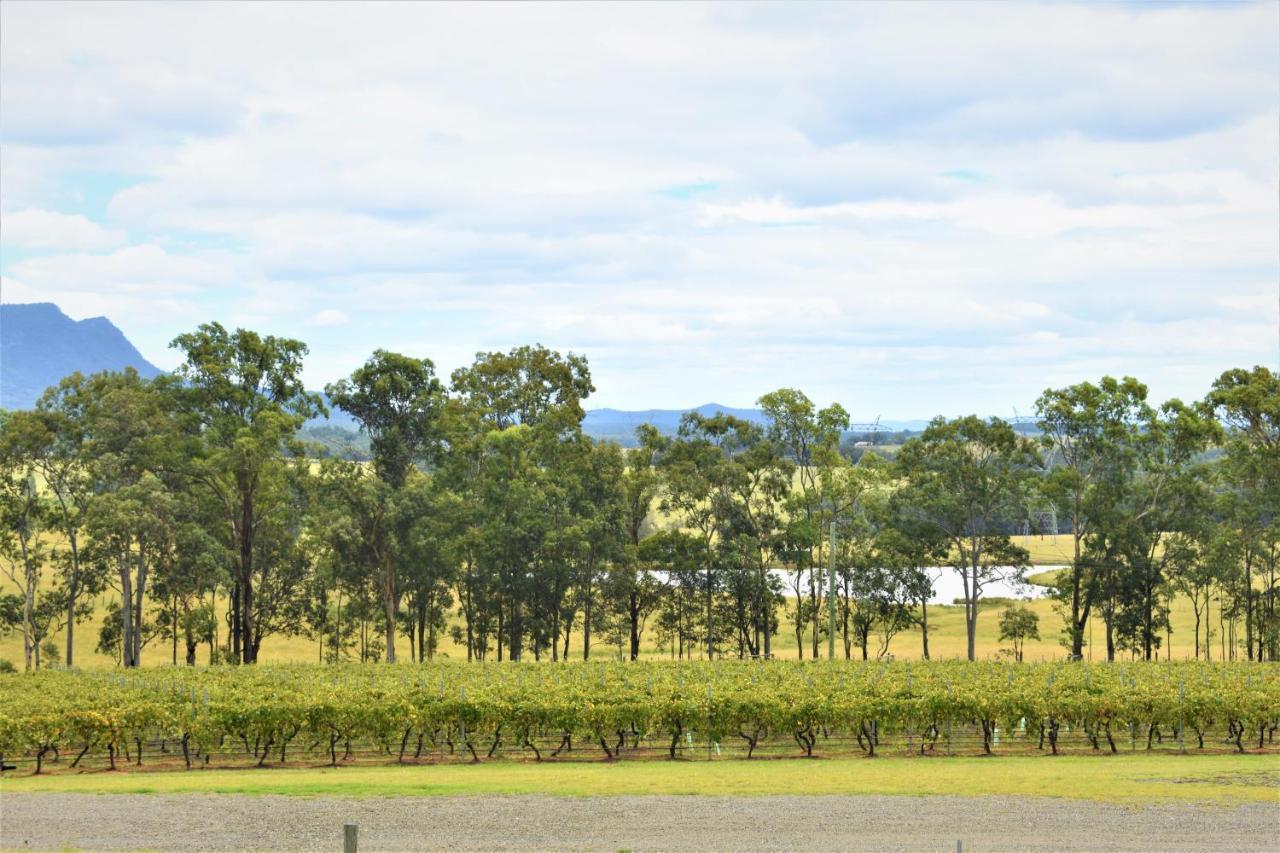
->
[2, 792, 1277, 851]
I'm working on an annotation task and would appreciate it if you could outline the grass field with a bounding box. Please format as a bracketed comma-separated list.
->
[0, 534, 1233, 667]
[2, 753, 1276, 805]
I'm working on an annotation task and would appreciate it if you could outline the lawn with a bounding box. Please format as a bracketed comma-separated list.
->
[2, 753, 1276, 805]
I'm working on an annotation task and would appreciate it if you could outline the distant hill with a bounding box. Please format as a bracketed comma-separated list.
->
[0, 302, 162, 410]
[309, 404, 929, 449]
[581, 403, 767, 443]
[580, 406, 931, 446]
[1, 302, 944, 445]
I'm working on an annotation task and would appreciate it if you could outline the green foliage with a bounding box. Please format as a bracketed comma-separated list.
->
[998, 605, 1040, 662]
[0, 593, 22, 634]
[895, 416, 1040, 659]
[325, 350, 443, 488]
[0, 661, 1274, 769]
[3, 319, 1278, 673]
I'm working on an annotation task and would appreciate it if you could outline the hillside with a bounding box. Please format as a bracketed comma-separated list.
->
[0, 302, 162, 410]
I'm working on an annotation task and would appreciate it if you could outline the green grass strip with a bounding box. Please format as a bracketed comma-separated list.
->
[3, 753, 1277, 804]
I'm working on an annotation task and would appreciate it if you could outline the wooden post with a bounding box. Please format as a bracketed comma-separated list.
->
[344, 824, 358, 853]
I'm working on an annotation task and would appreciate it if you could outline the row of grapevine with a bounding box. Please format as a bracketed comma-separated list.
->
[1, 661, 1276, 772]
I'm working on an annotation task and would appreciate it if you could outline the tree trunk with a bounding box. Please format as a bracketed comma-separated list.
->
[760, 562, 771, 659]
[963, 564, 978, 662]
[1067, 507, 1088, 658]
[1104, 613, 1115, 662]
[65, 529, 80, 667]
[119, 546, 135, 668]
[508, 588, 522, 662]
[231, 579, 241, 662]
[172, 593, 179, 666]
[20, 535, 35, 672]
[706, 562, 714, 659]
[383, 557, 397, 665]
[464, 556, 475, 662]
[809, 567, 819, 660]
[133, 543, 148, 667]
[417, 597, 428, 662]
[920, 599, 930, 660]
[239, 492, 256, 664]
[497, 601, 504, 661]
[1244, 552, 1254, 662]
[794, 590, 804, 660]
[629, 589, 641, 661]
[583, 572, 592, 661]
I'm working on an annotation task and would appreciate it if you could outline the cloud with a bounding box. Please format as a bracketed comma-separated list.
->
[1, 208, 126, 251]
[306, 308, 349, 327]
[0, 1, 1275, 412]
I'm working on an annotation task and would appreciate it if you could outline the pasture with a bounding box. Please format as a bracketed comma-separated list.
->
[0, 536, 1237, 668]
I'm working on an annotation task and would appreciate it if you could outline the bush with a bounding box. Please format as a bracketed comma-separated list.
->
[40, 639, 61, 668]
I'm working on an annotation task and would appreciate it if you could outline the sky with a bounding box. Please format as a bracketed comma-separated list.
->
[1, 1, 1277, 416]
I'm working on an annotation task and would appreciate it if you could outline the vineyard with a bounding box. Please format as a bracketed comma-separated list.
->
[1, 661, 1277, 774]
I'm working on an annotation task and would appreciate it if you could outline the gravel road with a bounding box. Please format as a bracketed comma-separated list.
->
[1, 792, 1277, 851]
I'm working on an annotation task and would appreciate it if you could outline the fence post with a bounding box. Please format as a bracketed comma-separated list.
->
[343, 824, 358, 853]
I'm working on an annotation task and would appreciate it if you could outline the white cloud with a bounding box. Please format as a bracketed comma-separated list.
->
[306, 308, 349, 327]
[0, 1, 1275, 412]
[1, 208, 126, 251]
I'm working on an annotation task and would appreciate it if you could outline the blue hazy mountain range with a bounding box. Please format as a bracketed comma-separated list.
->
[0, 302, 163, 410]
[579, 405, 929, 442]
[312, 402, 928, 445]
[0, 302, 930, 439]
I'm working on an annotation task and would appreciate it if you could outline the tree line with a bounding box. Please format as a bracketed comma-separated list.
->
[1, 322, 1276, 669]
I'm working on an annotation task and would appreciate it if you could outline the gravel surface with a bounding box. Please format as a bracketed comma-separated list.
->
[2, 792, 1278, 851]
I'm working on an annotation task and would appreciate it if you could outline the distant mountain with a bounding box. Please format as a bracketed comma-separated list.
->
[0, 302, 162, 410]
[305, 393, 359, 430]
[580, 406, 932, 445]
[581, 403, 767, 442]
[0, 302, 943, 441]
[309, 403, 927, 447]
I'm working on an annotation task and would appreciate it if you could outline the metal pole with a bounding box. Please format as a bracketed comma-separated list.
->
[828, 521, 837, 660]
[344, 824, 358, 853]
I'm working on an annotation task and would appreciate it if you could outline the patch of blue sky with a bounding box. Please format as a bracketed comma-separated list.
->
[0, 241, 118, 271]
[57, 171, 149, 220]
[0, 246, 39, 274]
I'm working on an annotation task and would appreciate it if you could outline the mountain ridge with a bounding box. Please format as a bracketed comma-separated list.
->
[0, 302, 163, 410]
[1, 302, 933, 441]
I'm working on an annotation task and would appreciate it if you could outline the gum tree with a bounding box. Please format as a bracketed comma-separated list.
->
[1034, 377, 1153, 658]
[895, 416, 1039, 660]
[326, 350, 444, 663]
[169, 323, 322, 664]
[757, 389, 850, 658]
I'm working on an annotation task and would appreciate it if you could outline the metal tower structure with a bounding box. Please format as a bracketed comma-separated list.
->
[849, 416, 890, 447]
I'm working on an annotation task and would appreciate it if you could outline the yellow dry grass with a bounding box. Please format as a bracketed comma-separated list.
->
[0, 544, 1232, 667]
